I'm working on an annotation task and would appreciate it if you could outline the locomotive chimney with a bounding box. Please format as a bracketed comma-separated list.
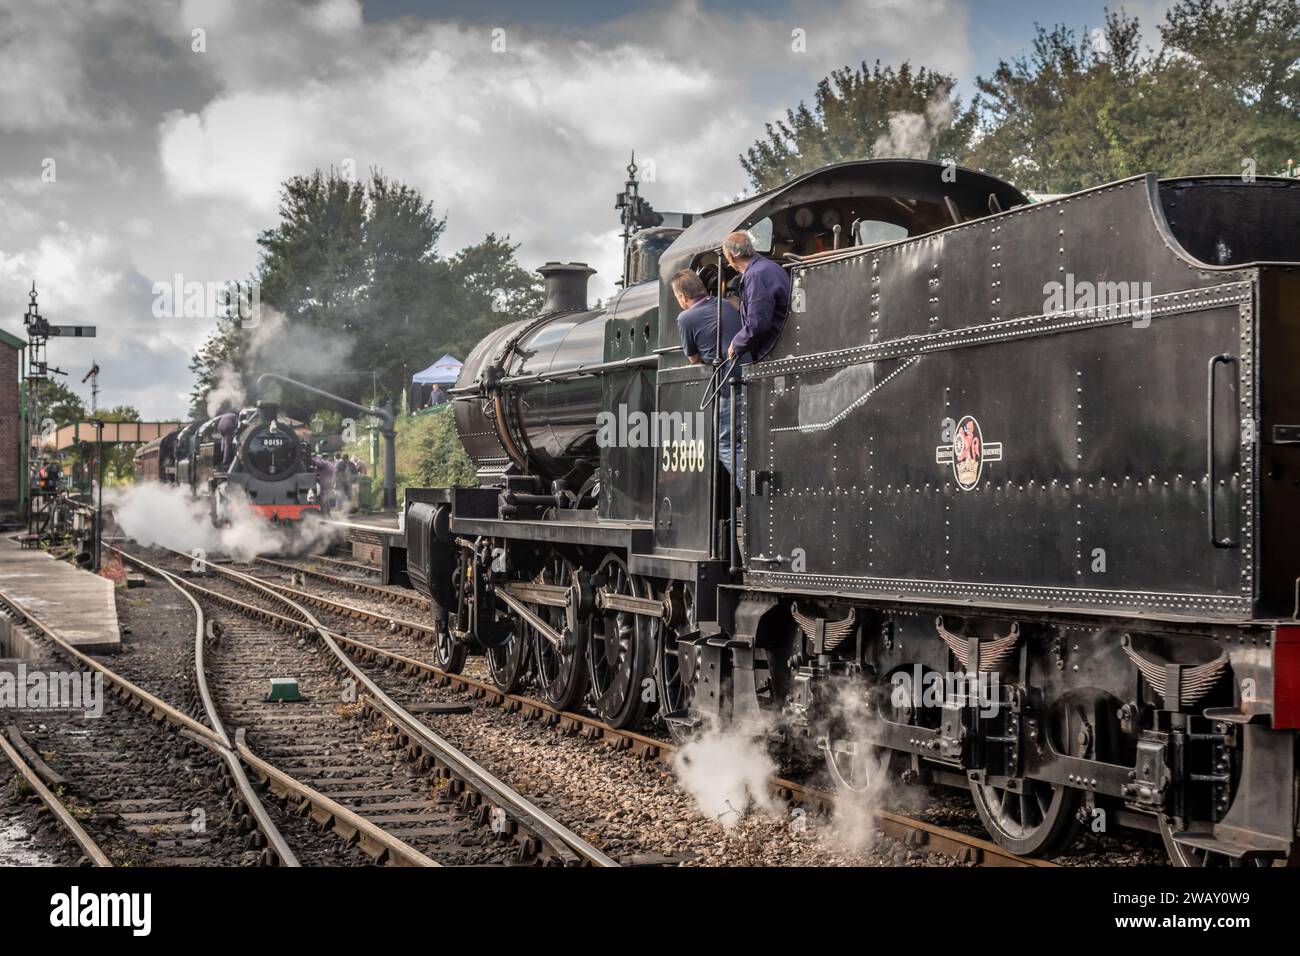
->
[257, 401, 278, 423]
[537, 261, 596, 314]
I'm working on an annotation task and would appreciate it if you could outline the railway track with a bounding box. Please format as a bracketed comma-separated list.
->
[230, 553, 1059, 867]
[304, 553, 381, 576]
[256, 555, 427, 609]
[128, 546, 617, 867]
[0, 586, 296, 867]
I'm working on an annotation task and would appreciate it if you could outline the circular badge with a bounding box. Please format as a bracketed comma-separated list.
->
[951, 415, 984, 491]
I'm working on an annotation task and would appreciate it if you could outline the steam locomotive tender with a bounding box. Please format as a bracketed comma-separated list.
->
[155, 402, 320, 524]
[391, 158, 1300, 865]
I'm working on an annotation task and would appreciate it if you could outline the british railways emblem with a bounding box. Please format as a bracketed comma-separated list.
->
[935, 415, 1003, 491]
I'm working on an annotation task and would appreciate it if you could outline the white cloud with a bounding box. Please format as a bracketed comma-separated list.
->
[0, 225, 210, 417]
[0, 0, 180, 133]
[2, 0, 972, 418]
[157, 0, 969, 302]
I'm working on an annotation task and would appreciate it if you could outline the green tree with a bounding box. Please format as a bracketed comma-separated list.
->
[440, 233, 544, 360]
[191, 170, 542, 428]
[251, 171, 544, 409]
[1162, 0, 1299, 119]
[188, 314, 244, 420]
[966, 11, 1149, 192]
[967, 2, 1300, 192]
[743, 2, 1300, 195]
[95, 405, 143, 483]
[741, 62, 978, 191]
[256, 169, 369, 331]
[1157, 0, 1300, 175]
[357, 171, 450, 403]
[28, 379, 86, 428]
[411, 408, 476, 489]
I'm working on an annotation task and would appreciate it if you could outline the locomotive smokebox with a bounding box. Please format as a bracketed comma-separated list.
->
[537, 261, 595, 314]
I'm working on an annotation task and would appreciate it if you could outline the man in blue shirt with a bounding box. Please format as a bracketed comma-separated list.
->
[673, 269, 744, 488]
[724, 230, 791, 363]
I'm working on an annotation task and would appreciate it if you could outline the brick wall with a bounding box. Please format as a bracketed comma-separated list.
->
[0, 342, 20, 509]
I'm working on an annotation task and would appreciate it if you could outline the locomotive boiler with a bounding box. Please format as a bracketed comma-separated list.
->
[391, 157, 1300, 866]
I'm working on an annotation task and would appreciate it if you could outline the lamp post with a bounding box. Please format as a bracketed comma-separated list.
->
[88, 418, 104, 572]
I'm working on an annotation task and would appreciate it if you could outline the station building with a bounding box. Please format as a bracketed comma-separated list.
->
[0, 328, 22, 524]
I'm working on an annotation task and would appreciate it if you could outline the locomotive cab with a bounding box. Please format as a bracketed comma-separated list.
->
[656, 158, 1029, 362]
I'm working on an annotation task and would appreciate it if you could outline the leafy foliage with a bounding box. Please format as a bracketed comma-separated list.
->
[189, 170, 541, 424]
[407, 407, 476, 490]
[28, 379, 86, 428]
[743, 1, 1300, 194]
[741, 62, 976, 191]
[344, 405, 474, 508]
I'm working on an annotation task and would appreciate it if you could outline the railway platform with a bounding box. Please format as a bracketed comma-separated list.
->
[325, 514, 398, 567]
[0, 537, 121, 653]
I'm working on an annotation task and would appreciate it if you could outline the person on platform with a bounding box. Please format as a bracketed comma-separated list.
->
[313, 455, 336, 515]
[672, 268, 745, 489]
[335, 453, 354, 507]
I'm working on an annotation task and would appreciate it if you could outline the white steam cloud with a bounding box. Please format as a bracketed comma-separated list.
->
[205, 305, 354, 416]
[872, 89, 959, 159]
[670, 676, 899, 854]
[205, 365, 245, 417]
[821, 678, 895, 853]
[109, 482, 341, 562]
[671, 717, 779, 830]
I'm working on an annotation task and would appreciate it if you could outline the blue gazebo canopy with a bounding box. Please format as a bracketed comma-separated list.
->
[411, 354, 462, 385]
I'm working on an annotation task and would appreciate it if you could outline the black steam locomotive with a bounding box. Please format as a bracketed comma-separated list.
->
[138, 402, 320, 525]
[389, 158, 1300, 866]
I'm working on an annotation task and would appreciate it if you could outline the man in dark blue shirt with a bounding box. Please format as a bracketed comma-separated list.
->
[723, 230, 791, 362]
[674, 269, 742, 366]
[672, 269, 745, 488]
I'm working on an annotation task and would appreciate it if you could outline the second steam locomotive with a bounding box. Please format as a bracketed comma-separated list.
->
[135, 401, 320, 524]
[386, 157, 1300, 866]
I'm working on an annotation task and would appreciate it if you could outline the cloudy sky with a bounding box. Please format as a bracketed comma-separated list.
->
[0, 0, 1172, 419]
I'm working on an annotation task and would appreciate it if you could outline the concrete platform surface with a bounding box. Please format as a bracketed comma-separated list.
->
[0, 538, 121, 652]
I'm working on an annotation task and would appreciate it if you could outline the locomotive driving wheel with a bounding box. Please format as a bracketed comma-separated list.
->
[433, 623, 469, 674]
[824, 736, 888, 795]
[486, 580, 530, 694]
[1157, 818, 1278, 867]
[432, 564, 470, 674]
[654, 584, 698, 744]
[587, 553, 653, 729]
[969, 698, 1085, 856]
[486, 618, 528, 693]
[969, 776, 1080, 857]
[530, 551, 587, 711]
[822, 678, 893, 795]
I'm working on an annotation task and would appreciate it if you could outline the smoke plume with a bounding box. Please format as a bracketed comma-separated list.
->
[820, 677, 897, 853]
[671, 716, 780, 830]
[669, 675, 901, 854]
[872, 88, 958, 159]
[206, 306, 355, 416]
[108, 482, 342, 561]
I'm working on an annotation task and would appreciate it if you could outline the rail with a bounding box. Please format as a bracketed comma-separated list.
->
[154, 546, 618, 867]
[206, 556, 1058, 868]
